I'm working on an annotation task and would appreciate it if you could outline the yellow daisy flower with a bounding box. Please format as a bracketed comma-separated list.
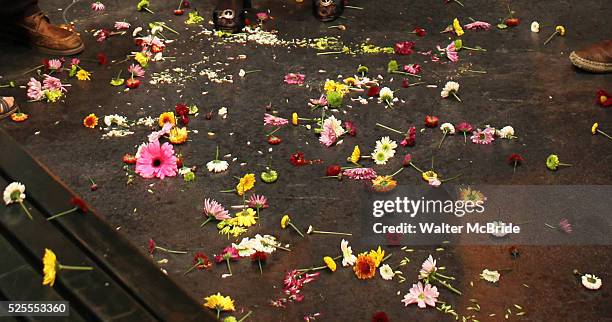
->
[230, 208, 257, 227]
[169, 127, 188, 144]
[42, 249, 58, 287]
[236, 173, 255, 196]
[204, 293, 234, 318]
[76, 69, 91, 81]
[368, 247, 385, 267]
[83, 113, 98, 128]
[555, 25, 566, 36]
[591, 123, 599, 135]
[158, 112, 176, 127]
[453, 18, 464, 36]
[134, 52, 149, 67]
[349, 145, 361, 164]
[292, 112, 299, 126]
[422, 170, 438, 182]
[323, 256, 337, 272]
[281, 215, 290, 229]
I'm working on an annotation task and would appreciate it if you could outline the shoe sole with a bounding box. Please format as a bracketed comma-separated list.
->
[569, 51, 612, 73]
[36, 42, 85, 56]
[0, 31, 85, 56]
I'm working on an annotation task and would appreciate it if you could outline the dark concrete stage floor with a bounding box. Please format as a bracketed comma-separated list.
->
[1, 0, 611, 321]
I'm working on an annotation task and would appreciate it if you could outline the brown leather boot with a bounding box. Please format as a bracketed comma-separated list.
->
[569, 40, 612, 73]
[17, 12, 84, 55]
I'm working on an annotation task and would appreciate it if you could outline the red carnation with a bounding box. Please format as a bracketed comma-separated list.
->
[596, 90, 611, 107]
[394, 41, 415, 55]
[148, 239, 156, 254]
[413, 27, 426, 37]
[290, 152, 306, 166]
[424, 115, 439, 128]
[175, 103, 189, 116]
[123, 153, 137, 164]
[268, 135, 282, 145]
[70, 197, 89, 213]
[326, 165, 342, 176]
[126, 78, 140, 89]
[367, 86, 380, 97]
[344, 120, 357, 136]
[97, 52, 108, 65]
[372, 311, 390, 322]
[193, 252, 212, 270]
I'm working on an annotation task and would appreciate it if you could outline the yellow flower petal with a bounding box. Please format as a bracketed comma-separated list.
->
[323, 256, 337, 272]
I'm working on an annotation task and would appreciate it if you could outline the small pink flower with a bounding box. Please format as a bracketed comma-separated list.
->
[395, 41, 415, 55]
[70, 58, 80, 67]
[428, 178, 441, 187]
[471, 127, 495, 145]
[256, 12, 270, 21]
[309, 95, 328, 107]
[248, 194, 269, 209]
[419, 255, 437, 278]
[403, 64, 421, 74]
[147, 122, 173, 143]
[42, 75, 67, 92]
[284, 73, 305, 85]
[402, 282, 439, 308]
[402, 154, 412, 167]
[445, 42, 459, 62]
[319, 123, 337, 147]
[27, 78, 43, 101]
[214, 246, 239, 263]
[559, 218, 572, 234]
[203, 198, 230, 220]
[135, 140, 178, 179]
[343, 168, 377, 180]
[91, 1, 105, 11]
[128, 64, 145, 78]
[344, 120, 357, 136]
[464, 21, 492, 30]
[264, 113, 289, 126]
[114, 21, 131, 30]
[94, 29, 110, 42]
[47, 59, 62, 70]
[400, 127, 416, 147]
[456, 122, 473, 133]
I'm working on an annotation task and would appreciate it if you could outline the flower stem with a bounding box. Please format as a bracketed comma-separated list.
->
[155, 246, 187, 254]
[513, 160, 518, 173]
[144, 7, 154, 14]
[451, 92, 462, 102]
[462, 46, 486, 51]
[238, 311, 253, 322]
[317, 51, 343, 56]
[597, 129, 612, 140]
[345, 5, 364, 9]
[258, 260, 263, 275]
[431, 274, 462, 295]
[408, 82, 426, 87]
[47, 207, 77, 221]
[375, 123, 404, 135]
[311, 230, 352, 236]
[267, 127, 281, 136]
[19, 201, 33, 220]
[160, 22, 179, 35]
[217, 309, 220, 319]
[219, 189, 237, 193]
[226, 258, 232, 275]
[390, 168, 404, 177]
[559, 163, 572, 167]
[391, 71, 421, 78]
[453, 0, 464, 6]
[184, 262, 200, 275]
[200, 217, 213, 227]
[441, 173, 463, 182]
[244, 70, 262, 75]
[438, 132, 447, 149]
[289, 223, 305, 237]
[22, 65, 43, 75]
[58, 264, 93, 271]
[543, 31, 558, 45]
[409, 162, 425, 173]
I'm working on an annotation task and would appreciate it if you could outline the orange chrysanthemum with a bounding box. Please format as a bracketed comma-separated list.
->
[353, 254, 377, 279]
[372, 175, 397, 192]
[10, 112, 29, 122]
[83, 113, 98, 128]
[158, 112, 176, 127]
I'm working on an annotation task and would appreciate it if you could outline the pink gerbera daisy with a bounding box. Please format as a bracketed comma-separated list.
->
[284, 73, 305, 85]
[343, 168, 377, 180]
[471, 127, 495, 144]
[27, 78, 43, 101]
[445, 42, 459, 62]
[248, 194, 269, 209]
[402, 282, 439, 308]
[114, 21, 131, 30]
[203, 198, 230, 221]
[135, 140, 178, 179]
[42, 75, 67, 92]
[419, 255, 437, 279]
[319, 123, 337, 147]
[46, 59, 62, 70]
[264, 113, 289, 126]
[128, 64, 145, 78]
[91, 1, 105, 11]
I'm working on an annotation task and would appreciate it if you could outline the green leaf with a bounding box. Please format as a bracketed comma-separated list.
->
[110, 78, 125, 86]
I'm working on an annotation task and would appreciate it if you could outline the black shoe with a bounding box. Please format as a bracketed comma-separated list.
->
[313, 0, 344, 22]
[213, 0, 248, 33]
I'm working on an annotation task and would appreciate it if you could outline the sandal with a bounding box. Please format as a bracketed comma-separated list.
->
[313, 0, 345, 22]
[0, 97, 18, 120]
[213, 0, 249, 33]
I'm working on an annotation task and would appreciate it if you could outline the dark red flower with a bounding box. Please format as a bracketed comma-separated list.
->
[96, 52, 108, 65]
[173, 9, 184, 15]
[505, 17, 520, 27]
[180, 114, 190, 126]
[507, 153, 524, 165]
[367, 86, 380, 97]
[90, 183, 98, 191]
[401, 79, 410, 88]
[596, 90, 612, 107]
[372, 311, 390, 322]
[126, 78, 141, 89]
[290, 152, 306, 166]
[245, 18, 252, 26]
[251, 251, 268, 262]
[148, 239, 156, 254]
[181, 0, 190, 7]
[424, 115, 439, 128]
[151, 44, 164, 53]
[193, 252, 212, 270]
[413, 27, 426, 37]
[70, 197, 88, 213]
[205, 111, 214, 120]
[401, 154, 412, 167]
[176, 156, 184, 168]
[175, 103, 189, 116]
[123, 153, 137, 164]
[344, 120, 357, 136]
[268, 135, 282, 145]
[394, 41, 415, 55]
[399, 126, 416, 147]
[326, 164, 342, 176]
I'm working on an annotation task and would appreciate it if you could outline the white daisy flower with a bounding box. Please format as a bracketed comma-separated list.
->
[581, 274, 602, 290]
[379, 264, 395, 280]
[206, 159, 229, 173]
[322, 115, 346, 137]
[340, 239, 357, 267]
[497, 125, 515, 139]
[441, 81, 460, 101]
[480, 269, 500, 283]
[440, 123, 456, 134]
[375, 136, 397, 156]
[379, 87, 394, 101]
[3, 182, 25, 205]
[531, 21, 540, 33]
[372, 150, 391, 165]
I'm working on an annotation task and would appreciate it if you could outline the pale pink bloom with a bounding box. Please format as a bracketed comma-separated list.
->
[248, 194, 269, 209]
[128, 64, 145, 78]
[264, 113, 289, 126]
[91, 1, 105, 11]
[445, 42, 459, 62]
[27, 78, 43, 101]
[147, 122, 173, 143]
[343, 168, 377, 180]
[284, 73, 305, 85]
[94, 29, 110, 42]
[428, 178, 441, 187]
[256, 12, 270, 21]
[203, 198, 230, 220]
[403, 64, 421, 74]
[135, 140, 178, 179]
[402, 282, 439, 308]
[114, 21, 131, 30]
[47, 59, 62, 70]
[309, 95, 328, 107]
[70, 58, 80, 67]
[319, 123, 337, 147]
[42, 75, 67, 92]
[471, 127, 495, 145]
[559, 218, 572, 234]
[419, 255, 437, 279]
[464, 21, 492, 30]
